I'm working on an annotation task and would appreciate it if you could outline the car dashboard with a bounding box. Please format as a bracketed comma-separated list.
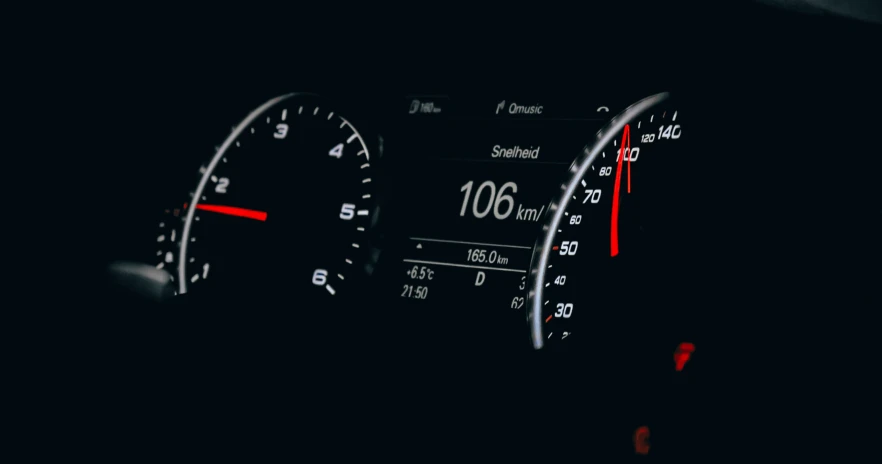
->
[90, 2, 880, 460]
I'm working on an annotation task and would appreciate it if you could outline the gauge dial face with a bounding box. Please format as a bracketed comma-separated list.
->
[178, 93, 375, 300]
[529, 93, 684, 349]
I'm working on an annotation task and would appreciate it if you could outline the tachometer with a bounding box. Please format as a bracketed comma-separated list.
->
[528, 92, 684, 349]
[177, 93, 376, 300]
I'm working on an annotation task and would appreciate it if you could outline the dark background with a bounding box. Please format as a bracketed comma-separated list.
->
[30, 1, 881, 460]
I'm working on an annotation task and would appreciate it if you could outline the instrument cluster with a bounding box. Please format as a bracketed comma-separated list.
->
[87, 4, 881, 459]
[135, 90, 703, 355]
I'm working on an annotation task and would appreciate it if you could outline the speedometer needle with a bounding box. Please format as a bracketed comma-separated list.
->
[195, 204, 268, 221]
[611, 124, 630, 257]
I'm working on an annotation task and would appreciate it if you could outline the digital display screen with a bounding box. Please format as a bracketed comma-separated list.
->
[379, 95, 622, 346]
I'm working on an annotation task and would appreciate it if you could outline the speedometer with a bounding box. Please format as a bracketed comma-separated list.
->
[528, 92, 684, 349]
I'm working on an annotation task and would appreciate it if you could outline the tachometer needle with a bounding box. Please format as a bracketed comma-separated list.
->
[611, 124, 630, 257]
[196, 204, 268, 221]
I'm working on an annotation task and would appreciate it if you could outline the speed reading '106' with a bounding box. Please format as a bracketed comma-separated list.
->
[528, 93, 683, 349]
[459, 180, 545, 222]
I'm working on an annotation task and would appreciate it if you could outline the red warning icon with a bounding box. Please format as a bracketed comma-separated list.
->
[633, 425, 650, 455]
[674, 342, 695, 372]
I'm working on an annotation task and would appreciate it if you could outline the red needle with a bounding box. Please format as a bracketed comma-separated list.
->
[196, 204, 268, 221]
[628, 135, 632, 193]
[611, 124, 630, 257]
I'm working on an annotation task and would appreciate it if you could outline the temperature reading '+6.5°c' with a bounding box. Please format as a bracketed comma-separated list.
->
[407, 265, 435, 280]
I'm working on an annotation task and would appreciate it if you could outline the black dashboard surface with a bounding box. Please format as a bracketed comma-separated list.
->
[66, 2, 881, 460]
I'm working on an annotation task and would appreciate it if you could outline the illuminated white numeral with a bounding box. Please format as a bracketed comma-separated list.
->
[555, 303, 573, 318]
[494, 182, 517, 219]
[554, 275, 566, 285]
[339, 203, 356, 220]
[599, 166, 612, 176]
[659, 124, 681, 139]
[616, 147, 640, 161]
[459, 181, 473, 216]
[215, 177, 230, 194]
[274, 123, 289, 139]
[312, 269, 328, 285]
[472, 181, 496, 218]
[583, 189, 602, 204]
[569, 215, 582, 225]
[329, 143, 344, 158]
[460, 180, 518, 220]
[559, 241, 578, 255]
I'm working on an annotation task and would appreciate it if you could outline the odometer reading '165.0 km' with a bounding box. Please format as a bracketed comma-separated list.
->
[528, 92, 683, 349]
